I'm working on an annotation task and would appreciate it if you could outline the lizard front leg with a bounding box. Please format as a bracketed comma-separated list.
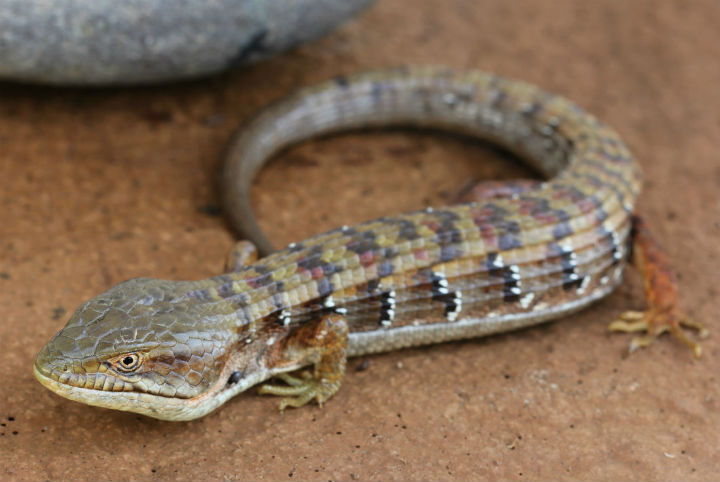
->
[224, 240, 259, 272]
[260, 313, 349, 410]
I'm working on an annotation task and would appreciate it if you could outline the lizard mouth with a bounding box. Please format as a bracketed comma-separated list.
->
[34, 359, 136, 394]
[33, 350, 277, 421]
[34, 343, 139, 394]
[33, 363, 182, 419]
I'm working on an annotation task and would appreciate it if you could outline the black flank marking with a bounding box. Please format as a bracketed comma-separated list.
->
[334, 76, 349, 88]
[271, 286, 287, 311]
[430, 272, 458, 319]
[486, 252, 503, 277]
[487, 253, 522, 301]
[267, 311, 285, 327]
[430, 271, 448, 297]
[560, 249, 583, 290]
[379, 291, 395, 324]
[502, 266, 521, 302]
[603, 227, 623, 266]
[595, 225, 621, 266]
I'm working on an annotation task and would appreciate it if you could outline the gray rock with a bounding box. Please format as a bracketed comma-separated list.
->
[0, 0, 374, 85]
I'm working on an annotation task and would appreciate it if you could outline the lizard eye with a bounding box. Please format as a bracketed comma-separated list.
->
[114, 353, 142, 372]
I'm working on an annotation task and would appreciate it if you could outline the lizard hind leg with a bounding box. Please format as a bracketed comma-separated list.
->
[259, 313, 349, 410]
[609, 309, 708, 357]
[609, 215, 708, 357]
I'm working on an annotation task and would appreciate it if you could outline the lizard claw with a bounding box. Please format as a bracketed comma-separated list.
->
[609, 308, 708, 358]
[259, 371, 337, 411]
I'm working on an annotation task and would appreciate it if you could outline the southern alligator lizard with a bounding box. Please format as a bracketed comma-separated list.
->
[34, 67, 706, 421]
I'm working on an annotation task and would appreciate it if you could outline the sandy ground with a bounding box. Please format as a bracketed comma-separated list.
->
[1, 1, 719, 480]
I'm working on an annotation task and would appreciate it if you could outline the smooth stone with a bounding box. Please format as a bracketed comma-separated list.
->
[0, 0, 374, 85]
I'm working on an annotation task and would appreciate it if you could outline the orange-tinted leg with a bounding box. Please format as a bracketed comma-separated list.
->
[259, 313, 349, 410]
[609, 215, 708, 357]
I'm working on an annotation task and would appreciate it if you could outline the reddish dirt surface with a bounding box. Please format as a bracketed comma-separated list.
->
[1, 1, 719, 480]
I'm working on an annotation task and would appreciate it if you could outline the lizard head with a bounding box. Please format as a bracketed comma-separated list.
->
[34, 277, 264, 421]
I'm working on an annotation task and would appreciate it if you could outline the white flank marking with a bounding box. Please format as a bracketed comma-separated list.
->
[492, 254, 504, 268]
[280, 309, 291, 327]
[577, 276, 591, 295]
[519, 292, 535, 309]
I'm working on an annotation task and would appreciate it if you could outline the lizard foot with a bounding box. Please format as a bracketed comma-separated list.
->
[609, 308, 708, 358]
[259, 371, 340, 411]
